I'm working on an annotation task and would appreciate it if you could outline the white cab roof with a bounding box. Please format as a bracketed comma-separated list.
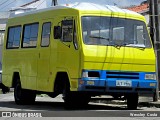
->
[10, 2, 140, 18]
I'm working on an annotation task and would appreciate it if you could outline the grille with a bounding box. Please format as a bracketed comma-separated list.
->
[106, 71, 139, 79]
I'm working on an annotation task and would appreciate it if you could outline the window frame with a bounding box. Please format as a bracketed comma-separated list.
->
[6, 25, 22, 49]
[22, 22, 39, 48]
[41, 22, 51, 47]
[61, 20, 73, 42]
[81, 16, 152, 48]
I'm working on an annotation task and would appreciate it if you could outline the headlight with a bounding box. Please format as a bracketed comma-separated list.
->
[145, 74, 156, 80]
[82, 71, 88, 78]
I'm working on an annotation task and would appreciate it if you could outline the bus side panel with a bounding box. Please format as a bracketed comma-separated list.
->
[2, 75, 12, 87]
[55, 16, 80, 91]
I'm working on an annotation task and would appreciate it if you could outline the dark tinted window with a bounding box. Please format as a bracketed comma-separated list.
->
[41, 22, 51, 47]
[7, 26, 21, 48]
[22, 23, 39, 48]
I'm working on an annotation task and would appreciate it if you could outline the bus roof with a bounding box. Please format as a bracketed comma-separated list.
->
[10, 2, 142, 18]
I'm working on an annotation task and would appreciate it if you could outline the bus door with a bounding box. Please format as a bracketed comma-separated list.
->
[37, 20, 52, 91]
[63, 18, 80, 90]
[55, 17, 80, 91]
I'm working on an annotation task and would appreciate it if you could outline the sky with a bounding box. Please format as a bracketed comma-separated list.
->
[0, 0, 146, 11]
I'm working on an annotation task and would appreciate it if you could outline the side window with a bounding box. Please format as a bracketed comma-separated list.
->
[62, 20, 73, 42]
[7, 26, 21, 49]
[41, 22, 51, 47]
[73, 21, 78, 49]
[22, 23, 39, 48]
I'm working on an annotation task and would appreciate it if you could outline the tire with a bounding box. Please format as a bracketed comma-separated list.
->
[14, 81, 36, 105]
[153, 92, 158, 102]
[127, 93, 138, 110]
[62, 82, 72, 107]
[63, 83, 90, 108]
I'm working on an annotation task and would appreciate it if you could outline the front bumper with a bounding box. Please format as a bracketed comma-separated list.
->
[78, 70, 157, 95]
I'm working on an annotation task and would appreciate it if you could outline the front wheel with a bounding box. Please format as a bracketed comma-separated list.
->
[14, 81, 36, 105]
[127, 93, 139, 110]
[62, 83, 73, 107]
[63, 83, 90, 108]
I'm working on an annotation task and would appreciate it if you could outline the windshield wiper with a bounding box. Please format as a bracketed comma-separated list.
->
[125, 44, 146, 50]
[112, 41, 127, 49]
[89, 36, 109, 41]
[113, 42, 146, 50]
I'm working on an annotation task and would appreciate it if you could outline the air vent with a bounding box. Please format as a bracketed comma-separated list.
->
[106, 71, 139, 79]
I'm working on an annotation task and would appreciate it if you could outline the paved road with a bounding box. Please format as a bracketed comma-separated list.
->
[0, 92, 160, 119]
[0, 92, 128, 111]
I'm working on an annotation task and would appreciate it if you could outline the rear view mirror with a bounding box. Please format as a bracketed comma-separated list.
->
[54, 26, 61, 39]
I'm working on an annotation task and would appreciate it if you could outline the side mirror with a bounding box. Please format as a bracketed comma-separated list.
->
[54, 26, 61, 39]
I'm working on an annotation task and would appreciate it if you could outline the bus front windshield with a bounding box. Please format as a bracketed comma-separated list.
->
[81, 16, 152, 48]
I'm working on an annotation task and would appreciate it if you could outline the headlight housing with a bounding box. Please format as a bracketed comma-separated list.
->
[145, 74, 156, 80]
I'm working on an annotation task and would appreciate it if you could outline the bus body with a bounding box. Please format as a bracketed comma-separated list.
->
[2, 3, 157, 109]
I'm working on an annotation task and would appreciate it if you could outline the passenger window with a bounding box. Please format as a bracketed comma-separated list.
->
[22, 23, 39, 48]
[41, 22, 51, 47]
[7, 26, 21, 49]
[62, 20, 73, 42]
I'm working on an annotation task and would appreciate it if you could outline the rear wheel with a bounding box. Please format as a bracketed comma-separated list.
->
[127, 93, 138, 110]
[14, 81, 36, 105]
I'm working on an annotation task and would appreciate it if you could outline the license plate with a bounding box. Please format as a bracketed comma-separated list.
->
[116, 80, 132, 87]
[87, 81, 94, 85]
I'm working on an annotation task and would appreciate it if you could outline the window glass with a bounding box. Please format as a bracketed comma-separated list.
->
[111, 18, 125, 45]
[30, 24, 39, 41]
[62, 20, 73, 42]
[22, 23, 39, 48]
[82, 17, 110, 45]
[136, 25, 144, 44]
[81, 16, 152, 48]
[112, 27, 124, 44]
[7, 26, 21, 48]
[73, 21, 78, 49]
[23, 25, 31, 47]
[8, 28, 14, 47]
[41, 22, 51, 47]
